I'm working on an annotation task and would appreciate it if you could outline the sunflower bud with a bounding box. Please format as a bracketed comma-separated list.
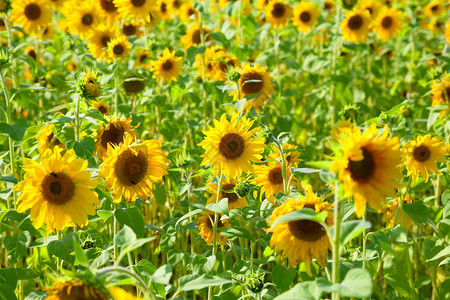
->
[235, 180, 250, 198]
[0, 0, 11, 14]
[340, 0, 357, 10]
[401, 107, 412, 118]
[340, 104, 358, 122]
[78, 70, 101, 99]
[0, 50, 12, 71]
[227, 68, 241, 83]
[246, 274, 264, 294]
[82, 240, 95, 250]
[195, 75, 203, 83]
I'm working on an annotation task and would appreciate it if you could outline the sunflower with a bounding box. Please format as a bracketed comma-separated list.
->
[426, 19, 445, 34]
[374, 7, 403, 41]
[181, 23, 210, 49]
[268, 142, 301, 168]
[99, 133, 169, 203]
[90, 100, 110, 115]
[37, 123, 67, 155]
[63, 2, 101, 38]
[11, 0, 52, 35]
[424, 0, 444, 18]
[206, 178, 248, 210]
[197, 210, 231, 245]
[265, 0, 292, 28]
[0, 18, 5, 31]
[45, 280, 108, 300]
[359, 0, 380, 17]
[107, 36, 131, 62]
[402, 134, 446, 183]
[323, 0, 335, 14]
[86, 24, 118, 62]
[95, 117, 139, 160]
[78, 69, 102, 99]
[330, 124, 402, 218]
[135, 49, 151, 69]
[340, 8, 371, 43]
[67, 61, 77, 72]
[157, 0, 172, 20]
[121, 20, 144, 37]
[146, 8, 161, 27]
[330, 119, 358, 142]
[150, 48, 182, 84]
[230, 64, 274, 113]
[292, 2, 319, 33]
[109, 286, 142, 300]
[430, 72, 450, 116]
[446, 21, 450, 43]
[383, 195, 414, 231]
[198, 113, 265, 179]
[196, 47, 240, 81]
[96, 0, 119, 25]
[25, 46, 37, 61]
[123, 74, 145, 94]
[266, 185, 333, 275]
[178, 1, 197, 21]
[113, 0, 154, 21]
[40, 25, 55, 40]
[15, 147, 99, 234]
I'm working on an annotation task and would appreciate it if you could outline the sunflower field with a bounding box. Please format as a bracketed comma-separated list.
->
[0, 0, 449, 299]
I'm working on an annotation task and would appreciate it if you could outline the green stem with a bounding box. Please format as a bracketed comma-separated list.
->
[332, 183, 341, 300]
[114, 66, 120, 115]
[362, 211, 367, 269]
[75, 94, 81, 142]
[274, 30, 281, 98]
[57, 231, 62, 276]
[114, 205, 119, 262]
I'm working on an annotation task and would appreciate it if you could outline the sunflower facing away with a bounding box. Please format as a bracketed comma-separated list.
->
[11, 0, 52, 35]
[402, 134, 446, 183]
[266, 185, 333, 275]
[14, 147, 99, 234]
[37, 123, 67, 155]
[99, 133, 169, 203]
[197, 210, 231, 245]
[431, 72, 450, 116]
[374, 7, 403, 42]
[340, 8, 371, 43]
[150, 48, 183, 84]
[292, 1, 319, 33]
[206, 178, 248, 210]
[107, 35, 131, 62]
[45, 280, 108, 300]
[63, 2, 101, 38]
[113, 0, 154, 21]
[265, 0, 292, 28]
[330, 123, 403, 218]
[198, 113, 265, 179]
[78, 69, 102, 99]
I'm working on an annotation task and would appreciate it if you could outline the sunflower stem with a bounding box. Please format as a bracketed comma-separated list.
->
[362, 211, 367, 269]
[332, 182, 341, 300]
[57, 231, 61, 276]
[114, 65, 120, 115]
[274, 29, 281, 98]
[209, 173, 223, 300]
[114, 205, 119, 263]
[3, 15, 17, 88]
[75, 94, 81, 142]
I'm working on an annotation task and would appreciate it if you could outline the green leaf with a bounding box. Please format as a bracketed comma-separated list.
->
[0, 175, 17, 184]
[275, 281, 322, 300]
[428, 246, 450, 263]
[175, 209, 203, 229]
[24, 291, 47, 300]
[114, 225, 136, 247]
[206, 198, 229, 216]
[334, 220, 372, 246]
[179, 274, 233, 291]
[270, 209, 328, 230]
[73, 136, 95, 160]
[4, 233, 29, 261]
[149, 264, 173, 285]
[209, 32, 230, 49]
[167, 249, 184, 267]
[97, 210, 113, 222]
[403, 201, 428, 224]
[115, 207, 145, 238]
[291, 168, 321, 174]
[0, 284, 17, 300]
[338, 268, 373, 298]
[153, 183, 167, 205]
[47, 232, 78, 263]
[73, 238, 88, 266]
[0, 119, 28, 141]
[272, 265, 297, 293]
[0, 268, 17, 288]
[221, 226, 254, 241]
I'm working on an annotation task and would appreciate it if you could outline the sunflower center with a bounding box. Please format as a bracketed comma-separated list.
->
[272, 3, 286, 18]
[221, 183, 239, 203]
[122, 24, 137, 36]
[348, 14, 363, 31]
[100, 123, 125, 148]
[268, 167, 284, 185]
[324, 2, 331, 10]
[162, 60, 173, 71]
[139, 54, 148, 63]
[24, 3, 41, 21]
[131, 0, 146, 7]
[188, 8, 196, 16]
[206, 214, 226, 229]
[41, 172, 74, 205]
[218, 133, 245, 160]
[348, 147, 375, 182]
[100, 0, 117, 12]
[47, 132, 63, 147]
[193, 29, 201, 44]
[114, 149, 148, 186]
[82, 13, 94, 26]
[366, 7, 373, 15]
[431, 4, 438, 12]
[413, 145, 431, 162]
[288, 219, 326, 242]
[444, 87, 450, 101]
[123, 76, 145, 93]
[300, 11, 311, 23]
[113, 44, 124, 55]
[161, 2, 167, 12]
[241, 72, 264, 95]
[381, 16, 392, 29]
[98, 105, 107, 114]
[173, 0, 181, 8]
[101, 35, 111, 47]
[27, 49, 37, 61]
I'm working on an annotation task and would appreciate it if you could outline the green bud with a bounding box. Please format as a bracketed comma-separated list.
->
[227, 69, 241, 83]
[0, 50, 12, 71]
[246, 274, 264, 294]
[235, 180, 250, 198]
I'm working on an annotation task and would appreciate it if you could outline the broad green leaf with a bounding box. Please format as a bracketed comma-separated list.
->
[24, 291, 47, 300]
[333, 220, 372, 246]
[47, 232, 78, 263]
[149, 264, 173, 285]
[272, 265, 297, 293]
[115, 207, 145, 238]
[428, 246, 450, 263]
[0, 284, 17, 300]
[338, 268, 373, 298]
[97, 210, 113, 222]
[73, 137, 95, 160]
[175, 209, 202, 229]
[0, 175, 17, 184]
[206, 198, 229, 215]
[73, 238, 88, 266]
[403, 201, 428, 224]
[274, 281, 322, 300]
[0, 119, 28, 141]
[291, 168, 321, 174]
[153, 182, 167, 205]
[179, 274, 233, 291]
[221, 226, 254, 241]
[270, 209, 328, 230]
[0, 268, 17, 288]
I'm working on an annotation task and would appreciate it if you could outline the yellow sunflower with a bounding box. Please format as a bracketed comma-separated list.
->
[157, 0, 173, 20]
[330, 123, 403, 218]
[446, 21, 450, 43]
[206, 179, 248, 210]
[36, 123, 67, 155]
[198, 112, 265, 179]
[113, 0, 154, 21]
[430, 72, 450, 116]
[121, 20, 144, 37]
[268, 142, 301, 168]
[15, 147, 99, 234]
[146, 8, 161, 27]
[402, 134, 446, 183]
[11, 0, 52, 35]
[107, 36, 131, 62]
[424, 0, 444, 18]
[181, 23, 210, 49]
[230, 64, 274, 113]
[178, 1, 197, 21]
[90, 100, 110, 115]
[374, 7, 403, 41]
[86, 24, 118, 62]
[96, 0, 119, 25]
[197, 210, 231, 245]
[265, 0, 292, 28]
[79, 69, 102, 99]
[45, 280, 108, 300]
[323, 0, 335, 15]
[63, 2, 101, 38]
[25, 46, 37, 61]
[109, 286, 142, 300]
[383, 195, 414, 231]
[150, 48, 183, 84]
[292, 2, 319, 33]
[266, 185, 333, 275]
[340, 8, 371, 43]
[359, 0, 380, 17]
[99, 133, 169, 203]
[330, 119, 359, 142]
[95, 117, 139, 160]
[195, 47, 240, 81]
[135, 49, 151, 69]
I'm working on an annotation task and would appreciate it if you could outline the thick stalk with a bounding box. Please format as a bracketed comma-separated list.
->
[75, 94, 81, 142]
[114, 67, 120, 115]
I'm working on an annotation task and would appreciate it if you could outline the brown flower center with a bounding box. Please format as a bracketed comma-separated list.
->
[123, 76, 145, 93]
[139, 54, 148, 63]
[82, 13, 94, 26]
[100, 0, 117, 12]
[348, 147, 375, 182]
[101, 35, 110, 47]
[444, 87, 450, 101]
[122, 24, 137, 36]
[221, 183, 239, 203]
[192, 29, 201, 44]
[271, 3, 286, 19]
[381, 16, 392, 29]
[268, 167, 283, 185]
[324, 2, 332, 10]
[188, 8, 196, 16]
[288, 219, 326, 242]
[100, 123, 125, 148]
[161, 2, 167, 13]
[162, 60, 173, 71]
[98, 105, 107, 114]
[113, 44, 124, 55]
[431, 4, 438, 12]
[41, 172, 74, 205]
[218, 133, 245, 160]
[114, 149, 148, 186]
[24, 3, 41, 20]
[348, 14, 363, 31]
[366, 7, 373, 15]
[46, 132, 63, 147]
[27, 49, 37, 60]
[131, 0, 146, 7]
[300, 11, 311, 23]
[205, 214, 226, 229]
[241, 72, 264, 95]
[413, 145, 431, 162]
[173, 0, 181, 8]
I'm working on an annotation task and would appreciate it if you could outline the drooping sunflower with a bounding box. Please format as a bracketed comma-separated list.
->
[292, 2, 319, 33]
[36, 123, 67, 155]
[95, 117, 139, 160]
[265, 0, 292, 28]
[374, 7, 403, 42]
[383, 195, 414, 231]
[402, 134, 446, 183]
[424, 0, 444, 18]
[99, 133, 169, 203]
[266, 185, 333, 275]
[11, 0, 52, 35]
[206, 179, 248, 210]
[330, 123, 403, 218]
[268, 142, 301, 168]
[63, 2, 101, 38]
[45, 280, 108, 300]
[86, 24, 118, 62]
[109, 286, 142, 300]
[231, 64, 274, 113]
[340, 8, 371, 43]
[430, 72, 450, 116]
[90, 100, 110, 115]
[25, 46, 37, 61]
[78, 69, 102, 100]
[121, 20, 144, 37]
[15, 147, 99, 234]
[199, 113, 265, 179]
[150, 48, 182, 84]
[107, 35, 131, 62]
[113, 0, 154, 21]
[123, 74, 146, 94]
[197, 210, 231, 245]
[135, 49, 151, 69]
[181, 23, 210, 49]
[96, 0, 119, 25]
